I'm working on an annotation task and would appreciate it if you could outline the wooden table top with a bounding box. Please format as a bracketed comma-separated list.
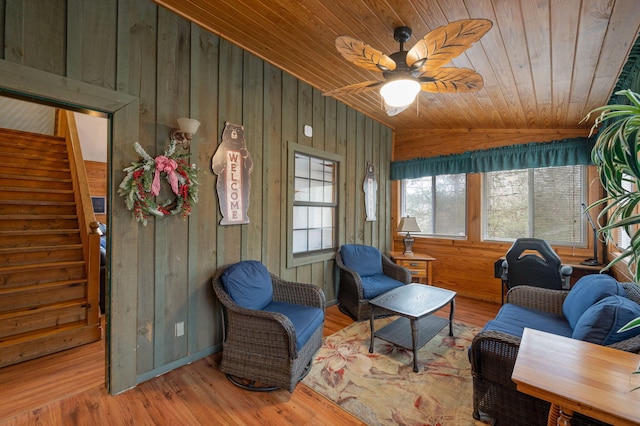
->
[512, 328, 640, 426]
[387, 251, 436, 261]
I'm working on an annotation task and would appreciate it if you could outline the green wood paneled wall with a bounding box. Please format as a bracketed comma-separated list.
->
[0, 0, 392, 393]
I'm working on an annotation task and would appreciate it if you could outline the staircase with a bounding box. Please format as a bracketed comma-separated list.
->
[0, 126, 101, 368]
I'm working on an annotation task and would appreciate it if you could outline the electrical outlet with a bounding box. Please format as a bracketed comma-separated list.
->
[175, 321, 185, 337]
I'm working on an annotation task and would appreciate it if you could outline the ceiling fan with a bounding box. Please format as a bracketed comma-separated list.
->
[324, 19, 493, 116]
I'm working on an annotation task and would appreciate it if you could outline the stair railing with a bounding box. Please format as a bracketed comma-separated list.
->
[56, 110, 101, 323]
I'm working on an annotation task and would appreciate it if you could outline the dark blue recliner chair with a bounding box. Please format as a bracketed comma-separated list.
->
[336, 244, 411, 321]
[212, 260, 325, 392]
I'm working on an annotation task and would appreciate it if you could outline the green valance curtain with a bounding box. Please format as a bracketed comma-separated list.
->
[390, 137, 594, 180]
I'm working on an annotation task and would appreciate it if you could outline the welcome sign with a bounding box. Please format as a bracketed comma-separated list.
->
[212, 122, 253, 225]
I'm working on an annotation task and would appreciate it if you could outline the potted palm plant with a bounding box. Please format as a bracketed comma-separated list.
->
[584, 88, 640, 332]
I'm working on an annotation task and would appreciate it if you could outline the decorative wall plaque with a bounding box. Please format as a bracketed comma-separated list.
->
[211, 122, 253, 225]
[364, 161, 377, 221]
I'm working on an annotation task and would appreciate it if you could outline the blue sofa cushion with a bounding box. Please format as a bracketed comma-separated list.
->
[562, 274, 624, 329]
[481, 304, 573, 339]
[340, 244, 383, 277]
[572, 295, 640, 345]
[221, 260, 273, 310]
[263, 301, 324, 349]
[362, 274, 404, 299]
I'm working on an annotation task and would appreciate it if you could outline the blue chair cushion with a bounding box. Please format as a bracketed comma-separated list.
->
[481, 304, 573, 339]
[562, 274, 624, 329]
[572, 295, 640, 345]
[263, 301, 324, 349]
[361, 274, 404, 299]
[340, 244, 383, 277]
[221, 260, 273, 310]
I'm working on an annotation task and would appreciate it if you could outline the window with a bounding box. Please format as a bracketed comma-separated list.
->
[401, 174, 466, 237]
[483, 165, 586, 245]
[287, 143, 343, 267]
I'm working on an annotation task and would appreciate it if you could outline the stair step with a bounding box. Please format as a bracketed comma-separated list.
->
[0, 216, 80, 231]
[0, 320, 91, 348]
[0, 244, 84, 266]
[0, 298, 87, 321]
[0, 229, 81, 247]
[0, 260, 86, 289]
[0, 243, 82, 254]
[0, 186, 74, 194]
[0, 138, 67, 156]
[0, 278, 88, 295]
[0, 300, 88, 340]
[0, 202, 77, 216]
[0, 162, 71, 180]
[0, 279, 87, 312]
[0, 259, 86, 274]
[0, 128, 66, 149]
[0, 173, 72, 190]
[0, 152, 68, 169]
[0, 198, 76, 205]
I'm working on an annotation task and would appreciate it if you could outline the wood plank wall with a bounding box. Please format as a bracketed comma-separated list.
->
[85, 161, 106, 224]
[391, 128, 606, 303]
[0, 0, 392, 391]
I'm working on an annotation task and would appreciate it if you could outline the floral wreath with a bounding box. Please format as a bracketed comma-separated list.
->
[118, 141, 199, 225]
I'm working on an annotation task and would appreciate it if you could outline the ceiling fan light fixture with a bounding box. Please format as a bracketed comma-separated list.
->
[380, 79, 421, 107]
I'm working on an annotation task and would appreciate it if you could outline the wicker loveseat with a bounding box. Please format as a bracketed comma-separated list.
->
[212, 260, 325, 392]
[469, 274, 640, 425]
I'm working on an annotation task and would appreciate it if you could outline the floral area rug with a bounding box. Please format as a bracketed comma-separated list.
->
[302, 317, 486, 426]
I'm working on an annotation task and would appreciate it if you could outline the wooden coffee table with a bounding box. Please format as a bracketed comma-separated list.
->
[368, 284, 456, 372]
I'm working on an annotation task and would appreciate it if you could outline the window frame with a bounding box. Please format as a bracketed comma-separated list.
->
[287, 142, 344, 268]
[481, 165, 589, 246]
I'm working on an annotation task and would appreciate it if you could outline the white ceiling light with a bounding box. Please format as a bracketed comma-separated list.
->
[380, 79, 421, 108]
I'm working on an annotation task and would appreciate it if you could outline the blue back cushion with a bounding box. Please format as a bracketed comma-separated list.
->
[572, 295, 640, 345]
[221, 260, 273, 310]
[340, 245, 383, 277]
[562, 274, 624, 329]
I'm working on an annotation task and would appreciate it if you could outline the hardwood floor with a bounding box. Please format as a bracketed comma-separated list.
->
[0, 296, 499, 425]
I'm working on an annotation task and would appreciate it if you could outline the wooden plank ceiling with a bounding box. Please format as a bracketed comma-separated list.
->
[153, 0, 640, 131]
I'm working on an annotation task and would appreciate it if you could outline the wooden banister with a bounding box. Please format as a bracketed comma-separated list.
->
[57, 110, 101, 323]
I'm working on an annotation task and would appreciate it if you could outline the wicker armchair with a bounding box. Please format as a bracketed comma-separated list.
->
[470, 282, 640, 425]
[212, 261, 325, 392]
[336, 244, 412, 321]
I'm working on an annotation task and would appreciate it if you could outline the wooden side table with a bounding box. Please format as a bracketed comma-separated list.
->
[387, 251, 436, 284]
[512, 328, 640, 426]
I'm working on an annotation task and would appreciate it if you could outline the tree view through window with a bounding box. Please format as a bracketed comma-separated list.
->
[483, 165, 586, 245]
[401, 174, 466, 237]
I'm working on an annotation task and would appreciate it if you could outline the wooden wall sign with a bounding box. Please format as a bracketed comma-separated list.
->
[212, 122, 253, 225]
[364, 161, 377, 221]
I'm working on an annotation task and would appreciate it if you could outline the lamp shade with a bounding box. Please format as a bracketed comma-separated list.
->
[380, 79, 421, 108]
[177, 117, 201, 135]
[397, 216, 421, 233]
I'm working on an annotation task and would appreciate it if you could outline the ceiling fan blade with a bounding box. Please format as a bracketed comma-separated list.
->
[323, 81, 384, 97]
[406, 19, 493, 71]
[418, 68, 484, 93]
[335, 36, 397, 73]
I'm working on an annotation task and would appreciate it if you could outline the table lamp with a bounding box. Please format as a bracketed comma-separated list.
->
[397, 216, 421, 255]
